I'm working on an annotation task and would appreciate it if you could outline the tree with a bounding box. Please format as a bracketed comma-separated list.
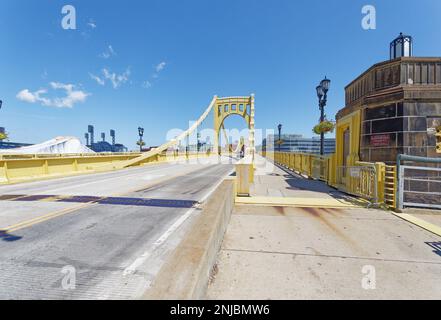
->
[0, 132, 8, 141]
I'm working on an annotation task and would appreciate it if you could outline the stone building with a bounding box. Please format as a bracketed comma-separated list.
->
[336, 34, 441, 164]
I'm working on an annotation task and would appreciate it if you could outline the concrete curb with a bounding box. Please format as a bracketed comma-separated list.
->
[142, 178, 235, 300]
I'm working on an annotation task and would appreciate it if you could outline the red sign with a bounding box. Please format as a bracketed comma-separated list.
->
[370, 134, 390, 147]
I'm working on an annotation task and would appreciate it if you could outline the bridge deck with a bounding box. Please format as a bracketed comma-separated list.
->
[238, 154, 366, 208]
[0, 158, 234, 299]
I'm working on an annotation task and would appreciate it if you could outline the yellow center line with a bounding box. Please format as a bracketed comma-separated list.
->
[6, 200, 104, 233]
[2, 165, 207, 234]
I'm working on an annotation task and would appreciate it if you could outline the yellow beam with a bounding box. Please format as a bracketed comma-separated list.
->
[391, 212, 441, 237]
[235, 196, 360, 208]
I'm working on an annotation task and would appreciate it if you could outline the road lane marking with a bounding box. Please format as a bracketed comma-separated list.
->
[122, 166, 235, 276]
[35, 166, 182, 195]
[122, 207, 198, 276]
[0, 164, 219, 233]
[5, 199, 104, 233]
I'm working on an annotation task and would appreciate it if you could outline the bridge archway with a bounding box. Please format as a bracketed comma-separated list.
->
[213, 96, 255, 157]
[118, 95, 255, 168]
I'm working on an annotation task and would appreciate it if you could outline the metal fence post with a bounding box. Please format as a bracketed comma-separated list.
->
[397, 165, 404, 211]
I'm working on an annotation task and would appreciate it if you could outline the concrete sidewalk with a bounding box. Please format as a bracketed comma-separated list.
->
[207, 156, 441, 299]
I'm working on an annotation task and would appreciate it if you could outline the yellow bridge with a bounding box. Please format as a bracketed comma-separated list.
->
[0, 94, 399, 210]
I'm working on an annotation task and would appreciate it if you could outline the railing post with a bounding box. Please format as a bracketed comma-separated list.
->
[43, 160, 49, 175]
[397, 165, 404, 211]
[375, 162, 386, 205]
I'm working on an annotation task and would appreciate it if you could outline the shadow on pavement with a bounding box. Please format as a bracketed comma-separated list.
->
[426, 242, 441, 257]
[0, 230, 22, 242]
[275, 163, 370, 207]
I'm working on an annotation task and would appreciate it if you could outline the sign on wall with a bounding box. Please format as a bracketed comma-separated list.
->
[370, 134, 390, 147]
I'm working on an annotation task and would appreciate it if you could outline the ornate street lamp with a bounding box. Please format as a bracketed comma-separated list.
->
[277, 124, 282, 152]
[138, 127, 145, 152]
[316, 77, 331, 156]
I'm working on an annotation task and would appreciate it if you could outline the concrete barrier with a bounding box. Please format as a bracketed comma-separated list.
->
[143, 178, 235, 300]
[235, 155, 254, 197]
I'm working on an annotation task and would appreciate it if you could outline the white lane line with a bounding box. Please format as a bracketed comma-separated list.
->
[122, 207, 197, 276]
[122, 166, 234, 277]
[198, 167, 235, 204]
[0, 162, 163, 191]
[14, 165, 190, 196]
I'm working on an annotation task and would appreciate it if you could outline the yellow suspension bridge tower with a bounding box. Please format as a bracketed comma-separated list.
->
[213, 95, 255, 159]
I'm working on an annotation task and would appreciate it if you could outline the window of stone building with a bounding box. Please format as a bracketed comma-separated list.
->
[365, 104, 396, 120]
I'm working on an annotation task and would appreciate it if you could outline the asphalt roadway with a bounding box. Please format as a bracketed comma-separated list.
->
[0, 158, 234, 299]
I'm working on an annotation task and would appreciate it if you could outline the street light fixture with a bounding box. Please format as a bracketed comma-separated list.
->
[138, 127, 145, 152]
[316, 77, 331, 156]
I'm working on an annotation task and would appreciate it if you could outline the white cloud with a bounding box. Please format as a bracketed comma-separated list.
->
[142, 61, 167, 88]
[17, 89, 39, 103]
[89, 73, 105, 86]
[103, 68, 130, 89]
[142, 81, 152, 89]
[155, 61, 166, 73]
[16, 83, 90, 108]
[89, 68, 131, 89]
[87, 20, 97, 29]
[100, 45, 116, 59]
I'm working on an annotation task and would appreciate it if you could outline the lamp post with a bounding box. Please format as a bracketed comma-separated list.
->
[138, 127, 144, 152]
[277, 124, 282, 152]
[316, 77, 331, 156]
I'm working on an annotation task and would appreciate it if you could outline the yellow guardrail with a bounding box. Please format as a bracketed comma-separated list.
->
[384, 165, 397, 208]
[0, 151, 213, 185]
[264, 151, 330, 181]
[262, 151, 397, 208]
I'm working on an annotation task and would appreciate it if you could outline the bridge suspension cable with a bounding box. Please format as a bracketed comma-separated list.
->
[101, 95, 254, 170]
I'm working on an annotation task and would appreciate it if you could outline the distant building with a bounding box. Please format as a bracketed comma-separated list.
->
[263, 134, 335, 154]
[0, 141, 33, 150]
[85, 125, 128, 153]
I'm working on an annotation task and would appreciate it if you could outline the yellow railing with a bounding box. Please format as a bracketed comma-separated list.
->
[384, 165, 397, 208]
[263, 151, 397, 208]
[0, 150, 212, 185]
[264, 151, 331, 182]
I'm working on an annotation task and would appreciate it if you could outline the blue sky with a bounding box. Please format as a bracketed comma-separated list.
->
[1, 0, 441, 150]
